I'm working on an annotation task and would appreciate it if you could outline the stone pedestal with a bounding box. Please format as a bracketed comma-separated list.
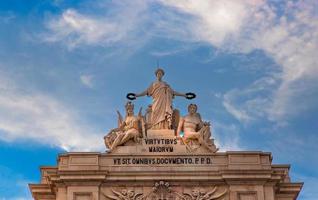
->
[147, 129, 176, 138]
[29, 135, 302, 200]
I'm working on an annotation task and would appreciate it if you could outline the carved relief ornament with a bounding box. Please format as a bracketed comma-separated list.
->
[102, 181, 227, 200]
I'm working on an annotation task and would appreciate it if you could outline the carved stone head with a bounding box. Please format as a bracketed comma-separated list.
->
[192, 189, 199, 197]
[188, 104, 198, 114]
[121, 189, 128, 196]
[155, 68, 165, 79]
[125, 101, 134, 115]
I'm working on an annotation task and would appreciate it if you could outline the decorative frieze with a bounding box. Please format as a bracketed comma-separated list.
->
[101, 181, 227, 200]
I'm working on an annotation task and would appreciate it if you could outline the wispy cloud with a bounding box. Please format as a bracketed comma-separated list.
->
[150, 45, 192, 57]
[42, 0, 318, 124]
[0, 71, 103, 151]
[80, 74, 94, 88]
[159, 0, 256, 47]
[158, 0, 318, 123]
[213, 121, 242, 151]
[0, 11, 16, 24]
[222, 99, 251, 123]
[222, 76, 277, 123]
[43, 1, 150, 49]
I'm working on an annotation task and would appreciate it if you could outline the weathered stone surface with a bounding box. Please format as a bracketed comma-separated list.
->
[29, 146, 302, 200]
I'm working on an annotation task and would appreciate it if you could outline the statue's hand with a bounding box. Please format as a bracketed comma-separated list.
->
[185, 92, 196, 99]
[126, 93, 136, 100]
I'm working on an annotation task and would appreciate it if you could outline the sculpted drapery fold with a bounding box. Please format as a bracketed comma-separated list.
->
[132, 68, 191, 130]
[146, 81, 175, 129]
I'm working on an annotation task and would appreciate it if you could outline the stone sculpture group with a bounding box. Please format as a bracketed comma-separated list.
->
[29, 67, 303, 200]
[104, 68, 217, 153]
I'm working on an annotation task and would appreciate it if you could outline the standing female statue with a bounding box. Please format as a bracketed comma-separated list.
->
[127, 68, 195, 130]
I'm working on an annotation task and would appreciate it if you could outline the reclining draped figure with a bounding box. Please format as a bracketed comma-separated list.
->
[104, 101, 144, 151]
[177, 104, 218, 153]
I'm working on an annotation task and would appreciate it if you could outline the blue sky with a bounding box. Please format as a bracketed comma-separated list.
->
[0, 0, 317, 199]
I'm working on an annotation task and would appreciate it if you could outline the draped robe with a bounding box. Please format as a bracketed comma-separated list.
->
[147, 81, 174, 129]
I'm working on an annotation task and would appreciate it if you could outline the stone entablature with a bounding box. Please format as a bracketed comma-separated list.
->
[29, 151, 302, 200]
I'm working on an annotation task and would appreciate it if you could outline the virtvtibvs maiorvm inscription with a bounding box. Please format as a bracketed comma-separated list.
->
[29, 68, 303, 200]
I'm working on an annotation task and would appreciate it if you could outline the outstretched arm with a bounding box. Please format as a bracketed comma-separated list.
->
[126, 89, 147, 100]
[173, 90, 187, 98]
[135, 90, 148, 97]
[173, 90, 196, 99]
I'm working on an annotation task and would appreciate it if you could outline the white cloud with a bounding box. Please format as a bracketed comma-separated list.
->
[212, 121, 242, 151]
[42, 0, 318, 123]
[222, 99, 251, 123]
[150, 45, 192, 57]
[80, 74, 94, 88]
[159, 0, 257, 47]
[0, 72, 103, 151]
[0, 11, 16, 24]
[45, 9, 117, 47]
[159, 0, 318, 123]
[44, 1, 149, 49]
[222, 76, 277, 123]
